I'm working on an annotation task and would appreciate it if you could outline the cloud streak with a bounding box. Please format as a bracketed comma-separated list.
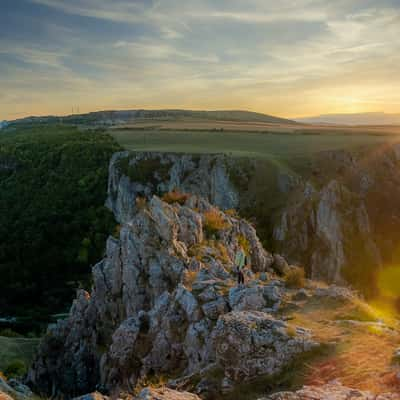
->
[1, 0, 400, 119]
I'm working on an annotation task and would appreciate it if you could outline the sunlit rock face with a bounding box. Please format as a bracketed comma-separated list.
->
[28, 193, 316, 398]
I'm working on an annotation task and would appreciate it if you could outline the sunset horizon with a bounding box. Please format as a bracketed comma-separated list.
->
[2, 0, 400, 120]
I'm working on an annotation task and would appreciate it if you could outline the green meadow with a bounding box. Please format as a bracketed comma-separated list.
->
[110, 129, 395, 160]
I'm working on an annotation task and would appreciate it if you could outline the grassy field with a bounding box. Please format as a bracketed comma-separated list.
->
[110, 129, 398, 161]
[0, 336, 40, 372]
[110, 129, 399, 172]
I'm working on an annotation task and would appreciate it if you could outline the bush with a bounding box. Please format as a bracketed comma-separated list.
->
[162, 190, 190, 205]
[203, 209, 230, 237]
[4, 360, 27, 378]
[285, 267, 305, 288]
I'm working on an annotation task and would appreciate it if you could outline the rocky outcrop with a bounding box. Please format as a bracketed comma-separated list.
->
[213, 311, 317, 382]
[28, 195, 314, 398]
[273, 179, 381, 283]
[103, 146, 400, 289]
[272, 144, 400, 287]
[263, 382, 400, 400]
[106, 152, 244, 224]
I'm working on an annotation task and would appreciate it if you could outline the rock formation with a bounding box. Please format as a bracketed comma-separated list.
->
[27, 193, 315, 398]
[106, 152, 244, 224]
[103, 146, 400, 288]
[26, 146, 400, 399]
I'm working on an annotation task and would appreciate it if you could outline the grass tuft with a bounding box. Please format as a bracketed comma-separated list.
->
[285, 267, 306, 289]
[162, 190, 190, 205]
[203, 209, 230, 237]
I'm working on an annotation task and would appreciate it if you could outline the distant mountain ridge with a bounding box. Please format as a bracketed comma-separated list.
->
[12, 109, 297, 125]
[295, 112, 400, 126]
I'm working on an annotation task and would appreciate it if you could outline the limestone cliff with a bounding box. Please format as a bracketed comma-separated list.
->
[105, 152, 243, 224]
[27, 194, 315, 398]
[103, 147, 400, 288]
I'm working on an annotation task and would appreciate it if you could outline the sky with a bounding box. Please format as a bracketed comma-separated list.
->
[1, 0, 400, 120]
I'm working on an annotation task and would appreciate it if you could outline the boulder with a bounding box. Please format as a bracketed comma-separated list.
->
[213, 311, 317, 382]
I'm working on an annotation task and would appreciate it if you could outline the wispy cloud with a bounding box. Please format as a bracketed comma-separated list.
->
[1, 0, 400, 119]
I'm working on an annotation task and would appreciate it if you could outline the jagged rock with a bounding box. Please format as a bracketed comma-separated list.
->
[273, 177, 381, 284]
[213, 311, 318, 382]
[201, 298, 229, 320]
[106, 147, 400, 289]
[106, 152, 241, 224]
[135, 387, 201, 400]
[28, 195, 276, 397]
[228, 282, 282, 312]
[261, 382, 400, 400]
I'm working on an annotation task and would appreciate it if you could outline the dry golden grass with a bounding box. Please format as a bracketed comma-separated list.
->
[183, 270, 198, 289]
[285, 267, 306, 288]
[162, 190, 190, 205]
[187, 240, 231, 265]
[225, 208, 238, 217]
[133, 374, 169, 395]
[289, 297, 400, 395]
[203, 209, 230, 237]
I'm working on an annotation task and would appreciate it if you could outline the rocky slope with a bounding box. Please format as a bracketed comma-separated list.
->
[25, 148, 400, 399]
[27, 192, 318, 398]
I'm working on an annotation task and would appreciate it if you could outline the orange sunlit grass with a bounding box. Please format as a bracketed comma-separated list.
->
[290, 294, 400, 395]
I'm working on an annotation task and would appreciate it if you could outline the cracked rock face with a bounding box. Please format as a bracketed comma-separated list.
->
[213, 311, 317, 382]
[27, 195, 311, 398]
[106, 152, 241, 224]
[106, 147, 400, 288]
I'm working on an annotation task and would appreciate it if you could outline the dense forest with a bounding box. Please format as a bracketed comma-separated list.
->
[0, 124, 121, 329]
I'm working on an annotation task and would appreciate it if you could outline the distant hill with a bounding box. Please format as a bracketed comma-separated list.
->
[295, 112, 400, 126]
[12, 109, 297, 126]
